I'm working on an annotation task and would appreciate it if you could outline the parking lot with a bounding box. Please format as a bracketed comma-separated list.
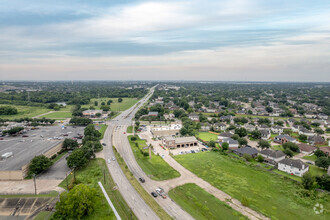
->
[0, 125, 84, 172]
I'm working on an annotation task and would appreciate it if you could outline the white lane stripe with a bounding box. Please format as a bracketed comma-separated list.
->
[98, 181, 122, 220]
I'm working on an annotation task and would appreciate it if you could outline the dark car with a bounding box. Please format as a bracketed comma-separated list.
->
[102, 143, 106, 146]
[139, 177, 145, 183]
[151, 192, 158, 197]
[22, 135, 29, 137]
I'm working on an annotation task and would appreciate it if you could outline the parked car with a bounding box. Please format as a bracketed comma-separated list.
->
[151, 192, 158, 197]
[22, 135, 29, 137]
[139, 177, 145, 183]
[112, 157, 116, 161]
[102, 143, 106, 146]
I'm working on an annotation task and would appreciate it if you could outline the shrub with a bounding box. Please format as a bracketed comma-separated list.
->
[131, 136, 137, 141]
[256, 155, 264, 163]
[241, 196, 250, 207]
[243, 153, 252, 162]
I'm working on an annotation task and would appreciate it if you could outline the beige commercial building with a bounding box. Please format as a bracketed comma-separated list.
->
[163, 136, 198, 149]
[151, 124, 181, 137]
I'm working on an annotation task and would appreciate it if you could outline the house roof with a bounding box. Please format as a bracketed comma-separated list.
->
[297, 143, 316, 153]
[278, 158, 308, 169]
[275, 134, 296, 142]
[260, 149, 285, 158]
[233, 147, 258, 155]
[221, 138, 238, 145]
[148, 111, 159, 116]
[308, 135, 324, 143]
[165, 136, 197, 144]
[218, 132, 233, 138]
[320, 147, 330, 154]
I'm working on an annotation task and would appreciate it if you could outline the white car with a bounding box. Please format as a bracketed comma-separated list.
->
[107, 159, 111, 164]
[112, 157, 116, 161]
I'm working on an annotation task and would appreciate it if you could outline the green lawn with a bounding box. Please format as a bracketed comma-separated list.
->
[42, 111, 72, 119]
[174, 152, 330, 220]
[97, 124, 108, 139]
[169, 183, 247, 220]
[309, 165, 327, 177]
[59, 159, 136, 220]
[127, 126, 133, 133]
[128, 135, 180, 180]
[0, 105, 50, 119]
[82, 97, 138, 112]
[34, 211, 54, 220]
[271, 144, 284, 151]
[303, 154, 317, 161]
[196, 132, 218, 142]
[113, 147, 172, 220]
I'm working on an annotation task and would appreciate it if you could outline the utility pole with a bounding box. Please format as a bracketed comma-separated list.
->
[103, 169, 106, 185]
[33, 174, 37, 195]
[149, 144, 152, 159]
[66, 172, 69, 190]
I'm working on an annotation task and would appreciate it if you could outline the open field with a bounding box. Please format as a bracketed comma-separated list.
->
[196, 132, 218, 142]
[169, 183, 247, 220]
[82, 97, 138, 112]
[113, 147, 172, 220]
[128, 135, 180, 180]
[174, 152, 330, 219]
[0, 105, 50, 119]
[309, 165, 327, 177]
[59, 159, 135, 220]
[42, 111, 72, 119]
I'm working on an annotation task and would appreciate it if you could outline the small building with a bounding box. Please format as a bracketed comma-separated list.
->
[305, 112, 317, 119]
[320, 147, 330, 156]
[297, 143, 316, 154]
[151, 124, 181, 137]
[232, 146, 258, 158]
[298, 127, 314, 137]
[274, 134, 296, 144]
[148, 111, 159, 117]
[260, 130, 271, 140]
[259, 149, 285, 165]
[271, 125, 283, 134]
[82, 110, 103, 118]
[258, 124, 269, 131]
[214, 123, 226, 131]
[277, 158, 309, 177]
[244, 124, 256, 132]
[188, 114, 199, 122]
[218, 132, 233, 141]
[308, 135, 325, 145]
[219, 138, 239, 149]
[163, 136, 198, 149]
[200, 123, 211, 131]
[318, 113, 328, 120]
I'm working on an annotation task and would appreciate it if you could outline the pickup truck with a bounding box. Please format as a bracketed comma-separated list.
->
[155, 187, 166, 199]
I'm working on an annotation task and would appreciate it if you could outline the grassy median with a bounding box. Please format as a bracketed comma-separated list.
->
[113, 146, 172, 220]
[169, 183, 247, 220]
[174, 152, 330, 220]
[128, 135, 180, 180]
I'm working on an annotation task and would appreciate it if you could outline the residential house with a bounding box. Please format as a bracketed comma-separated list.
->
[258, 124, 270, 131]
[277, 158, 309, 177]
[271, 125, 283, 134]
[320, 147, 330, 156]
[305, 112, 317, 119]
[259, 149, 286, 165]
[292, 124, 300, 132]
[260, 130, 271, 140]
[297, 143, 316, 154]
[244, 124, 256, 132]
[308, 135, 325, 145]
[318, 113, 328, 120]
[274, 134, 297, 144]
[232, 146, 258, 158]
[200, 123, 211, 131]
[218, 132, 233, 141]
[237, 110, 245, 114]
[148, 112, 159, 117]
[220, 115, 233, 121]
[287, 118, 297, 126]
[219, 138, 239, 149]
[188, 114, 199, 122]
[298, 127, 314, 137]
[214, 123, 226, 131]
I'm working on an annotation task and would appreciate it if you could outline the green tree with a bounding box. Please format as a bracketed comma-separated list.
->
[63, 138, 79, 150]
[316, 175, 330, 191]
[315, 157, 330, 170]
[302, 172, 314, 190]
[222, 142, 229, 151]
[256, 155, 264, 162]
[208, 140, 216, 149]
[283, 149, 294, 157]
[235, 127, 248, 137]
[250, 130, 261, 139]
[94, 101, 98, 106]
[107, 100, 112, 105]
[257, 140, 270, 149]
[29, 155, 53, 175]
[314, 128, 324, 134]
[243, 153, 252, 162]
[265, 106, 273, 113]
[283, 142, 299, 152]
[314, 148, 326, 158]
[118, 98, 123, 103]
[54, 184, 97, 219]
[67, 149, 88, 169]
[298, 134, 307, 142]
[238, 138, 248, 146]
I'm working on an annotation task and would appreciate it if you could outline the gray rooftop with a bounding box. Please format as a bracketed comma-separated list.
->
[278, 158, 308, 169]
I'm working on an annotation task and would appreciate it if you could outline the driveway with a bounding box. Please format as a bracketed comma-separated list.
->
[38, 154, 70, 180]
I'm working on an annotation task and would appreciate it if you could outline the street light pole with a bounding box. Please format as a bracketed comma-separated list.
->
[33, 174, 37, 195]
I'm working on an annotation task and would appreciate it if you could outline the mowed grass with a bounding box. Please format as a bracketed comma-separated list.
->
[34, 211, 54, 220]
[127, 125, 133, 133]
[196, 132, 218, 142]
[174, 152, 330, 220]
[169, 183, 247, 220]
[128, 135, 180, 180]
[303, 154, 318, 161]
[42, 111, 72, 119]
[59, 159, 136, 220]
[82, 97, 138, 112]
[113, 147, 172, 220]
[97, 124, 108, 139]
[0, 104, 50, 119]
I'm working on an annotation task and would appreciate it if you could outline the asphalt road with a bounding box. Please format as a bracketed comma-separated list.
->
[102, 89, 160, 220]
[37, 153, 70, 180]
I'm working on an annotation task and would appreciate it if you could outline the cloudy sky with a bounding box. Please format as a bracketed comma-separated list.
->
[0, 0, 329, 81]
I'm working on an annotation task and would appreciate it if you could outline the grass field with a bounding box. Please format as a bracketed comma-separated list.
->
[113, 147, 172, 220]
[127, 126, 133, 133]
[0, 105, 50, 119]
[34, 211, 54, 220]
[128, 135, 180, 180]
[82, 97, 138, 112]
[97, 124, 108, 139]
[196, 132, 218, 142]
[174, 152, 330, 220]
[42, 111, 72, 119]
[309, 165, 327, 177]
[303, 154, 317, 161]
[59, 159, 136, 220]
[169, 183, 247, 220]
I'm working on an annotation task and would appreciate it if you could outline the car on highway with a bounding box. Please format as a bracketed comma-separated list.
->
[139, 177, 145, 183]
[123, 132, 126, 134]
[0, 138, 3, 140]
[102, 143, 106, 146]
[112, 156, 116, 161]
[107, 159, 111, 164]
[22, 135, 29, 137]
[151, 192, 158, 197]
[155, 187, 166, 199]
